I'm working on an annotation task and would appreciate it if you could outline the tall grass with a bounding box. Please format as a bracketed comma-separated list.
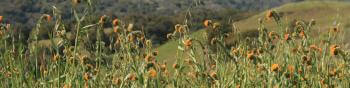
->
[0, 1, 350, 88]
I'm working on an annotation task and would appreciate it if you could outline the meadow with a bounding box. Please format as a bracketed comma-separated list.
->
[0, 1, 350, 88]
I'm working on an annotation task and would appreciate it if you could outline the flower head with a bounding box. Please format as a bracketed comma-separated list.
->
[173, 63, 179, 69]
[330, 44, 340, 56]
[184, 39, 193, 48]
[271, 64, 280, 72]
[99, 15, 107, 24]
[43, 14, 51, 22]
[246, 50, 255, 60]
[210, 71, 217, 79]
[299, 31, 306, 39]
[266, 10, 275, 20]
[203, 20, 212, 28]
[0, 16, 3, 22]
[72, 0, 81, 5]
[148, 69, 157, 78]
[144, 54, 154, 62]
[112, 18, 119, 27]
[309, 44, 322, 53]
[284, 33, 290, 41]
[126, 73, 137, 81]
[83, 72, 89, 81]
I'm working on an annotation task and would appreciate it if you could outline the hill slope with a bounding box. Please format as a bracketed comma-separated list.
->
[157, 1, 350, 62]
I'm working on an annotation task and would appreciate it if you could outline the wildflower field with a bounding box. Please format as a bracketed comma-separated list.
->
[1, 1, 350, 88]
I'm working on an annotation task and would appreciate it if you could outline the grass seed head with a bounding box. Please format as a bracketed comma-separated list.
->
[175, 24, 183, 33]
[72, 0, 81, 5]
[146, 40, 152, 47]
[330, 27, 339, 33]
[127, 24, 134, 32]
[166, 33, 173, 39]
[212, 22, 221, 29]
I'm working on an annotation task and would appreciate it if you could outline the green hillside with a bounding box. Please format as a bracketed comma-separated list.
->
[157, 1, 350, 62]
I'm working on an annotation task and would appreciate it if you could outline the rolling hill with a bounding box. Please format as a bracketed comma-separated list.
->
[156, 1, 350, 63]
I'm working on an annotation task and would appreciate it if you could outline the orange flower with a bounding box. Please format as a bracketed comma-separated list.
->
[0, 16, 3, 22]
[236, 85, 241, 88]
[148, 69, 157, 78]
[63, 83, 72, 88]
[99, 15, 107, 24]
[320, 79, 325, 86]
[287, 65, 295, 78]
[266, 10, 274, 20]
[210, 71, 217, 79]
[160, 63, 167, 71]
[83, 72, 89, 81]
[246, 50, 254, 60]
[172, 63, 179, 69]
[112, 77, 121, 85]
[284, 33, 290, 41]
[112, 18, 119, 27]
[203, 20, 212, 28]
[330, 45, 340, 56]
[126, 73, 137, 81]
[44, 14, 51, 22]
[309, 44, 322, 53]
[271, 64, 280, 72]
[144, 54, 154, 62]
[184, 39, 193, 48]
[299, 31, 306, 39]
